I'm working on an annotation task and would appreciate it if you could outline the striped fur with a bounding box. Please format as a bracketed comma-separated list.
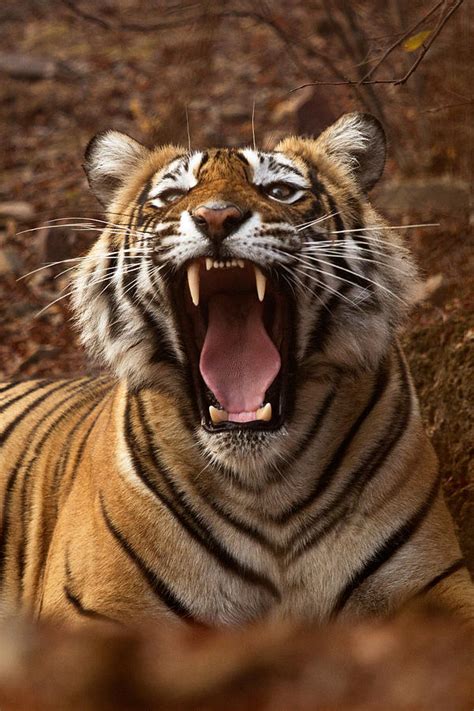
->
[0, 113, 472, 626]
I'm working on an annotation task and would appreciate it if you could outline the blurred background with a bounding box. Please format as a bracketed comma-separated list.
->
[0, 0, 472, 566]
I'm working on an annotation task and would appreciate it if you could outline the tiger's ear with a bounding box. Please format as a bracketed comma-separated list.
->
[315, 112, 386, 191]
[83, 130, 149, 207]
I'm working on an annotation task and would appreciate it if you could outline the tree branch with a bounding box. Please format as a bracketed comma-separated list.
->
[60, 0, 464, 94]
[358, 0, 446, 84]
[60, 0, 202, 33]
[393, 0, 463, 86]
[291, 0, 464, 91]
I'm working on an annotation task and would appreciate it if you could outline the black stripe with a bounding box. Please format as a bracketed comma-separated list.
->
[276, 363, 389, 525]
[120, 205, 138, 287]
[417, 559, 466, 595]
[308, 167, 327, 197]
[285, 386, 336, 467]
[102, 253, 122, 341]
[128, 393, 280, 598]
[121, 215, 153, 301]
[16, 381, 107, 588]
[0, 380, 50, 416]
[234, 150, 248, 166]
[324, 192, 372, 290]
[64, 586, 118, 622]
[0, 380, 89, 586]
[100, 495, 192, 619]
[63, 554, 118, 623]
[305, 285, 351, 357]
[161, 171, 177, 181]
[135, 299, 180, 366]
[0, 382, 19, 396]
[196, 493, 278, 552]
[292, 347, 412, 556]
[50, 389, 111, 496]
[331, 474, 441, 616]
[197, 150, 209, 174]
[0, 381, 72, 445]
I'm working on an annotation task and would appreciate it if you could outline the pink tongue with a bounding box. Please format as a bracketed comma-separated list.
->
[199, 293, 281, 414]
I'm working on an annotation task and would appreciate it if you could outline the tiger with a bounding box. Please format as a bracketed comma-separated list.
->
[0, 112, 472, 627]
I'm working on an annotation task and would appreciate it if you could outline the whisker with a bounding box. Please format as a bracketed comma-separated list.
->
[303, 242, 406, 260]
[328, 222, 439, 235]
[291, 264, 364, 310]
[17, 249, 153, 281]
[251, 98, 257, 151]
[16, 222, 156, 242]
[297, 219, 437, 236]
[296, 211, 340, 230]
[279, 261, 357, 311]
[18, 258, 85, 280]
[300, 249, 412, 276]
[34, 290, 76, 317]
[304, 234, 411, 252]
[294, 255, 405, 303]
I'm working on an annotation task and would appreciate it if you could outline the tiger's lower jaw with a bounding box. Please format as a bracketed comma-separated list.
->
[197, 424, 290, 478]
[173, 258, 295, 437]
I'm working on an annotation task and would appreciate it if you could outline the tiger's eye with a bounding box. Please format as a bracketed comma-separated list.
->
[265, 183, 297, 201]
[160, 188, 186, 205]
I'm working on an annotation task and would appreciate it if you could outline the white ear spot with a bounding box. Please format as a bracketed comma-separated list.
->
[84, 130, 149, 207]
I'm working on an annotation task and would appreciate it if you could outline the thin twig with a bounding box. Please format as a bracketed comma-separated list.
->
[291, 0, 464, 90]
[393, 0, 463, 86]
[61, 0, 464, 92]
[421, 100, 473, 113]
[185, 105, 191, 153]
[251, 99, 256, 151]
[61, 0, 202, 33]
[358, 0, 446, 83]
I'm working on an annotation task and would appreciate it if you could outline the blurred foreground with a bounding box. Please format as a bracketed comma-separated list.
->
[0, 606, 473, 711]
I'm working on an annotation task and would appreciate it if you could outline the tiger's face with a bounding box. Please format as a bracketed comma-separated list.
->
[74, 113, 416, 473]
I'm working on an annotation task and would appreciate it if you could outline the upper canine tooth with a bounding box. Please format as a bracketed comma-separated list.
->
[237, 259, 244, 268]
[187, 261, 200, 306]
[206, 258, 213, 271]
[256, 403, 272, 421]
[209, 406, 228, 424]
[254, 266, 267, 302]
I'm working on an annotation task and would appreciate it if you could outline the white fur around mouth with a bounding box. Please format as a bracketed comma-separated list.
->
[187, 259, 266, 306]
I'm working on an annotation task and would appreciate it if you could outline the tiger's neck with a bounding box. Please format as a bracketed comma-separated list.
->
[107, 342, 415, 527]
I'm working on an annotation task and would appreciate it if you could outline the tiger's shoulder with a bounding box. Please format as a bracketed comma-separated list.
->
[0, 377, 114, 465]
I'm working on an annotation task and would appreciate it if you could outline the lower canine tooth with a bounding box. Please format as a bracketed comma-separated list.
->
[187, 261, 200, 306]
[209, 406, 228, 424]
[254, 266, 267, 302]
[256, 403, 272, 421]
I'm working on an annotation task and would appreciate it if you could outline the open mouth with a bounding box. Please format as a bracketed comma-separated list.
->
[174, 258, 293, 432]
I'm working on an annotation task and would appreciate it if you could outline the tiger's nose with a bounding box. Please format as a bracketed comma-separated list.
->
[192, 203, 244, 242]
